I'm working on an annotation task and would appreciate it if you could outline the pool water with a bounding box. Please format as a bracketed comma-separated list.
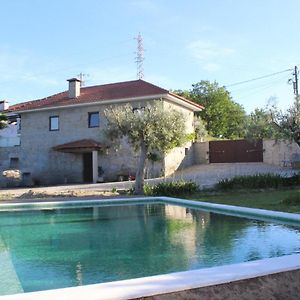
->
[1, 203, 300, 295]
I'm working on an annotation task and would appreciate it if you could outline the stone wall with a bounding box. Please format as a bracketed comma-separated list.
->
[6, 98, 194, 185]
[263, 139, 300, 167]
[193, 141, 209, 164]
[163, 100, 195, 176]
[18, 102, 149, 184]
[164, 142, 193, 176]
[0, 146, 22, 187]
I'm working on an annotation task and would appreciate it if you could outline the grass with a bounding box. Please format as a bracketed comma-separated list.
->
[0, 185, 300, 214]
[184, 187, 300, 214]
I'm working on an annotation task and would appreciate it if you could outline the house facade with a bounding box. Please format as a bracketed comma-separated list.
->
[2, 79, 203, 186]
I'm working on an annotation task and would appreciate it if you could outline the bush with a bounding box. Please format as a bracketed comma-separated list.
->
[281, 194, 300, 205]
[217, 173, 300, 190]
[144, 181, 199, 196]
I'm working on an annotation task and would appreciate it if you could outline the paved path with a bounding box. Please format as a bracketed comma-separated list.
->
[0, 163, 295, 197]
[170, 162, 295, 189]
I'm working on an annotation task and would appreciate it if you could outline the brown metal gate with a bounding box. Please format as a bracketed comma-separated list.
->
[209, 140, 263, 163]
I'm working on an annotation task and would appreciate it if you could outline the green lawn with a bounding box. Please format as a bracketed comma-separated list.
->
[185, 187, 300, 214]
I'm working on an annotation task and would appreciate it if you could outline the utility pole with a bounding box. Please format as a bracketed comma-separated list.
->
[135, 32, 145, 79]
[289, 66, 299, 96]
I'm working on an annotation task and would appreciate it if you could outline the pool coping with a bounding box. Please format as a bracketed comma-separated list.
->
[1, 196, 300, 299]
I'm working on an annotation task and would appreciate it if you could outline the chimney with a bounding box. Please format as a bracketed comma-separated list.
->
[67, 78, 81, 98]
[0, 100, 9, 111]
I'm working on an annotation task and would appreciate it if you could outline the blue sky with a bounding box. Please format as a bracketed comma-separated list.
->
[0, 0, 299, 112]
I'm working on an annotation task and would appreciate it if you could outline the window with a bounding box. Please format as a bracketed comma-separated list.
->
[49, 116, 59, 131]
[185, 147, 189, 156]
[10, 157, 19, 168]
[88, 112, 99, 128]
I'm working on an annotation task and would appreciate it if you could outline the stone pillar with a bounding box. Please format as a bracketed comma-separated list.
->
[92, 151, 98, 183]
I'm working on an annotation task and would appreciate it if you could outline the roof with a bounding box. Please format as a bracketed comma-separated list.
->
[53, 139, 103, 153]
[7, 79, 203, 113]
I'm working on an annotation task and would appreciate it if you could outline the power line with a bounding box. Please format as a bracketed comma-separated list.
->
[231, 74, 291, 101]
[229, 72, 290, 93]
[225, 68, 293, 88]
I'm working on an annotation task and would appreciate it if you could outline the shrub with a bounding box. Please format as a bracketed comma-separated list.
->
[143, 184, 153, 196]
[281, 194, 300, 205]
[217, 173, 300, 190]
[145, 181, 198, 196]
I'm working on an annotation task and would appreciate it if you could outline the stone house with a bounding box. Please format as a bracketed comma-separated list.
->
[2, 79, 203, 185]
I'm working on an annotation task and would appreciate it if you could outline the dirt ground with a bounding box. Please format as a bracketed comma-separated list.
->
[0, 188, 128, 203]
[137, 268, 300, 300]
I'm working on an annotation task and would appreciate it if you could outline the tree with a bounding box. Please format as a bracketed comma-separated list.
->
[194, 116, 208, 141]
[175, 81, 247, 139]
[245, 108, 279, 141]
[270, 97, 300, 146]
[0, 113, 7, 130]
[104, 101, 188, 194]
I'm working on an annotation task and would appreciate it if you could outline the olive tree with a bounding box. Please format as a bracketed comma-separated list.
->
[245, 108, 279, 141]
[104, 100, 187, 194]
[270, 97, 300, 146]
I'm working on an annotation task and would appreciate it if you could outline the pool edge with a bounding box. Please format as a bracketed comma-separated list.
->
[1, 254, 300, 300]
[1, 196, 300, 299]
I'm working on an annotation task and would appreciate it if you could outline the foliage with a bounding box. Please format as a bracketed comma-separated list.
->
[175, 81, 247, 139]
[142, 181, 199, 196]
[244, 107, 279, 141]
[270, 97, 300, 146]
[147, 152, 161, 162]
[194, 116, 208, 141]
[281, 194, 300, 205]
[104, 101, 188, 194]
[185, 132, 196, 142]
[0, 113, 7, 130]
[217, 173, 300, 190]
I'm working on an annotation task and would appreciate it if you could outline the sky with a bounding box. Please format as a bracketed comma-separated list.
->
[0, 0, 299, 113]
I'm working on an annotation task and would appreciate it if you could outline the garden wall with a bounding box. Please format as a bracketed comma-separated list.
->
[193, 141, 209, 164]
[192, 139, 300, 167]
[263, 139, 300, 167]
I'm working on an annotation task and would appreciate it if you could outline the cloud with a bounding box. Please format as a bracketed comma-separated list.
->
[187, 40, 235, 71]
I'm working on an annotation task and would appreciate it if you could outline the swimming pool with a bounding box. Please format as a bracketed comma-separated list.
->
[1, 197, 300, 299]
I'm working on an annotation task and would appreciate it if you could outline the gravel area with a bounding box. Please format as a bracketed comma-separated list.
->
[0, 163, 296, 200]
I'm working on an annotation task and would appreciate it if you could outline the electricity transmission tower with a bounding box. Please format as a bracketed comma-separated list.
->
[135, 32, 145, 79]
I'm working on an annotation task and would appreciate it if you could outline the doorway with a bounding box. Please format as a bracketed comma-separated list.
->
[83, 152, 93, 182]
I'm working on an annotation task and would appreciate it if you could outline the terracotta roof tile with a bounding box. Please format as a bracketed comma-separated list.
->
[8, 79, 169, 112]
[53, 139, 102, 152]
[168, 92, 204, 110]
